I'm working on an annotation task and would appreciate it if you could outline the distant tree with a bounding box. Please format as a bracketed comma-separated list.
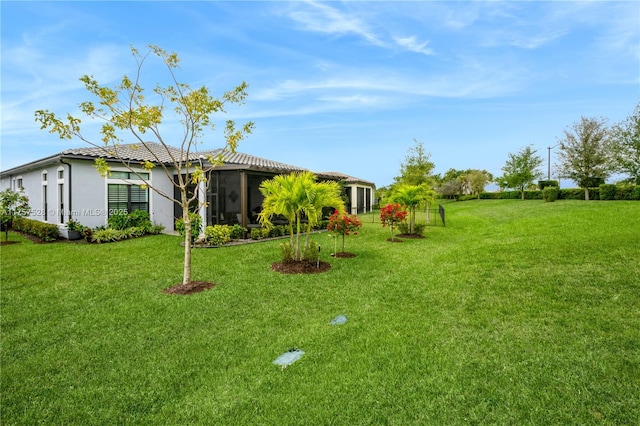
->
[35, 45, 254, 287]
[557, 116, 612, 200]
[436, 168, 465, 199]
[610, 103, 640, 184]
[389, 184, 435, 234]
[394, 139, 436, 186]
[0, 189, 30, 242]
[501, 145, 544, 200]
[465, 169, 494, 199]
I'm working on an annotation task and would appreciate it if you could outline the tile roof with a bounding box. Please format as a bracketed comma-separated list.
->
[61, 142, 305, 173]
[317, 171, 375, 186]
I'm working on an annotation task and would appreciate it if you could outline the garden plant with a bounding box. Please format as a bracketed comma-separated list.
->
[380, 202, 408, 241]
[326, 210, 362, 257]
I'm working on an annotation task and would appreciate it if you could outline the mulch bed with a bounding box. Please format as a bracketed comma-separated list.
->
[398, 233, 425, 239]
[271, 260, 331, 274]
[0, 240, 20, 246]
[163, 281, 217, 295]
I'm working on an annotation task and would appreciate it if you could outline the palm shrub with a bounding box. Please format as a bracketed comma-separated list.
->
[327, 210, 362, 254]
[259, 171, 344, 262]
[388, 184, 435, 234]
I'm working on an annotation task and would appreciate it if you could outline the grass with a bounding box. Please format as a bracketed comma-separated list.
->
[1, 199, 639, 424]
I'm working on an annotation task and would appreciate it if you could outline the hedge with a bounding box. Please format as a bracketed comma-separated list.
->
[12, 217, 59, 242]
[472, 185, 639, 201]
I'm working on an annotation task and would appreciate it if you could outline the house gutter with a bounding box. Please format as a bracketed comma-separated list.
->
[60, 158, 72, 222]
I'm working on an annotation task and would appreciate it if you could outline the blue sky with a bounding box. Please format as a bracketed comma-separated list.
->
[2, 1, 639, 188]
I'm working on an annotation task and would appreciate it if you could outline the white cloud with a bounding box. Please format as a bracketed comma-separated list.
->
[392, 35, 434, 55]
[284, 0, 385, 47]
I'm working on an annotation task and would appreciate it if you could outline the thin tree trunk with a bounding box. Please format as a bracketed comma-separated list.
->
[183, 212, 192, 285]
[585, 188, 590, 201]
[295, 214, 302, 261]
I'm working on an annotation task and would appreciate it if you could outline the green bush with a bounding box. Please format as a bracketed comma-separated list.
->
[148, 224, 165, 234]
[127, 210, 152, 230]
[250, 228, 262, 240]
[175, 212, 202, 238]
[229, 224, 246, 240]
[559, 189, 584, 200]
[279, 242, 294, 262]
[12, 217, 59, 242]
[615, 185, 638, 200]
[108, 211, 130, 230]
[599, 184, 617, 200]
[538, 180, 559, 190]
[204, 225, 232, 246]
[543, 186, 559, 202]
[91, 228, 125, 243]
[302, 240, 320, 263]
[413, 223, 426, 235]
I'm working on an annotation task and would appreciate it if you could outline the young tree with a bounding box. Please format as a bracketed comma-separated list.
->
[557, 116, 612, 200]
[389, 184, 435, 234]
[327, 211, 362, 255]
[501, 145, 544, 200]
[394, 139, 436, 186]
[610, 103, 640, 184]
[35, 45, 254, 286]
[0, 189, 30, 242]
[465, 169, 494, 199]
[380, 203, 407, 241]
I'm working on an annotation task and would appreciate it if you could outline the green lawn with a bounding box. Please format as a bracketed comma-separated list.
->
[1, 200, 639, 424]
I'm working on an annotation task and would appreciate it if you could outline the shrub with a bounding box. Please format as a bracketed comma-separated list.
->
[261, 227, 270, 239]
[12, 217, 59, 242]
[559, 188, 585, 200]
[543, 186, 559, 202]
[279, 242, 294, 262]
[127, 210, 152, 231]
[66, 218, 84, 232]
[302, 240, 320, 263]
[599, 184, 617, 200]
[538, 180, 559, 190]
[91, 228, 125, 243]
[615, 185, 638, 200]
[108, 211, 130, 230]
[413, 223, 426, 235]
[175, 212, 202, 238]
[148, 224, 165, 234]
[250, 228, 262, 240]
[398, 221, 410, 234]
[229, 224, 246, 240]
[205, 225, 232, 246]
[634, 186, 640, 201]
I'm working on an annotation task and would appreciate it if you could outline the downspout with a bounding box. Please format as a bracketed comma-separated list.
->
[60, 158, 72, 222]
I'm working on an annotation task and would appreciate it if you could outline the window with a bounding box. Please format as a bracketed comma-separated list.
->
[16, 178, 23, 190]
[110, 171, 150, 180]
[108, 184, 148, 215]
[42, 171, 48, 221]
[58, 169, 64, 179]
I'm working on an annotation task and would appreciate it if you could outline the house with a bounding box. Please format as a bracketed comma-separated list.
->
[317, 172, 376, 215]
[0, 142, 376, 235]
